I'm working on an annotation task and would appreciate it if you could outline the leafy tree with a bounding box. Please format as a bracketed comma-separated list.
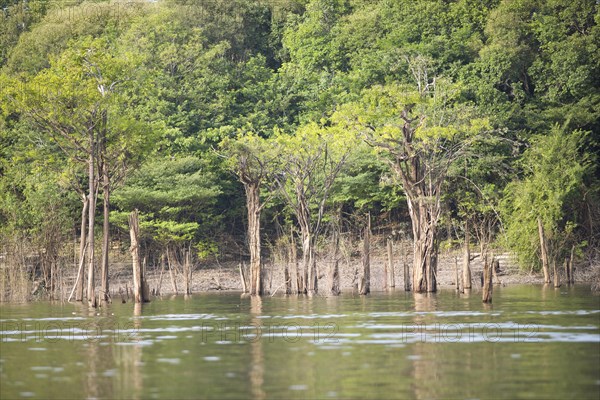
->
[337, 80, 490, 292]
[6, 35, 153, 304]
[501, 125, 595, 274]
[111, 156, 222, 268]
[220, 132, 278, 295]
[272, 123, 353, 294]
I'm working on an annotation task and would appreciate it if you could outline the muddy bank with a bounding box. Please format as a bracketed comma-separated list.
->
[103, 244, 560, 300]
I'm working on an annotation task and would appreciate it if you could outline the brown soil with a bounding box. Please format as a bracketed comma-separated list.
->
[102, 241, 554, 300]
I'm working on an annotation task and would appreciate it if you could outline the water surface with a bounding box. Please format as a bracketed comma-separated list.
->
[1, 285, 599, 399]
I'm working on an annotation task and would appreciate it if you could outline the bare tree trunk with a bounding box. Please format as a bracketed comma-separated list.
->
[167, 248, 178, 294]
[329, 230, 341, 296]
[403, 240, 410, 291]
[86, 137, 97, 308]
[492, 258, 501, 285]
[553, 260, 560, 288]
[411, 202, 439, 293]
[157, 254, 166, 296]
[75, 195, 88, 301]
[482, 256, 493, 303]
[129, 210, 141, 302]
[284, 254, 291, 295]
[569, 245, 575, 284]
[245, 182, 262, 296]
[359, 214, 371, 295]
[455, 256, 460, 291]
[387, 239, 395, 288]
[538, 217, 551, 284]
[300, 225, 311, 295]
[129, 210, 147, 303]
[289, 230, 300, 294]
[239, 263, 248, 293]
[404, 261, 410, 291]
[100, 164, 110, 303]
[463, 219, 472, 290]
[184, 250, 192, 295]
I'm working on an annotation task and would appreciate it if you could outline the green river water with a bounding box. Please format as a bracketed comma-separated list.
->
[1, 285, 599, 399]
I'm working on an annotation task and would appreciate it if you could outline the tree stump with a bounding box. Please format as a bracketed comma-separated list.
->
[387, 238, 395, 289]
[129, 209, 149, 303]
[482, 256, 493, 303]
[359, 214, 371, 295]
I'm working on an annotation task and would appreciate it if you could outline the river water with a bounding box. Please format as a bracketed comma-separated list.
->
[1, 285, 599, 399]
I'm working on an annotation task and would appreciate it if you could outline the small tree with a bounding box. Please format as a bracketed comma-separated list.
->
[272, 123, 352, 295]
[502, 125, 594, 274]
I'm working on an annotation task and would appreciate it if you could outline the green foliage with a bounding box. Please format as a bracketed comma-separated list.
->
[501, 125, 595, 268]
[112, 156, 222, 247]
[1, 0, 598, 272]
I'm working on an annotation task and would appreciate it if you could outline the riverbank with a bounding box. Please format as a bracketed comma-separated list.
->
[103, 244, 578, 300]
[9, 239, 598, 303]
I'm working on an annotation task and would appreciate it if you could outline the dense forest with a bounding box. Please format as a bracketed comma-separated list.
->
[0, 0, 598, 302]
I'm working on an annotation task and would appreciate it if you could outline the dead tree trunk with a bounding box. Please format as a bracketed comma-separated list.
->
[299, 224, 312, 295]
[482, 256, 493, 303]
[100, 162, 110, 303]
[359, 214, 371, 295]
[403, 240, 410, 291]
[167, 249, 178, 294]
[86, 136, 97, 308]
[239, 263, 248, 293]
[284, 256, 292, 295]
[68, 243, 88, 302]
[329, 230, 341, 296]
[463, 220, 472, 290]
[492, 258, 501, 285]
[387, 238, 395, 288]
[553, 260, 560, 288]
[289, 230, 300, 294]
[245, 182, 262, 296]
[157, 254, 166, 296]
[75, 194, 88, 301]
[538, 217, 551, 284]
[184, 250, 192, 295]
[569, 245, 575, 284]
[129, 210, 148, 303]
[454, 256, 460, 291]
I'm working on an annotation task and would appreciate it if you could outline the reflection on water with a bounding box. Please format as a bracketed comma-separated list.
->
[1, 285, 599, 399]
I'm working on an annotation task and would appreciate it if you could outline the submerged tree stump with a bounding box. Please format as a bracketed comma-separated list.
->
[553, 260, 561, 288]
[129, 209, 149, 303]
[454, 256, 460, 292]
[184, 250, 192, 295]
[359, 214, 371, 295]
[492, 258, 502, 285]
[386, 238, 396, 289]
[482, 256, 493, 303]
[463, 220, 472, 290]
[569, 245, 575, 284]
[538, 217, 551, 284]
[239, 263, 248, 293]
[329, 230, 341, 296]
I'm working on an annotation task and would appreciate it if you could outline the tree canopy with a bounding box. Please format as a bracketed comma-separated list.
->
[1, 0, 598, 298]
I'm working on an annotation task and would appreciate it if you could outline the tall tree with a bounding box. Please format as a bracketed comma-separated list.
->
[221, 132, 277, 295]
[8, 36, 150, 304]
[337, 80, 489, 292]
